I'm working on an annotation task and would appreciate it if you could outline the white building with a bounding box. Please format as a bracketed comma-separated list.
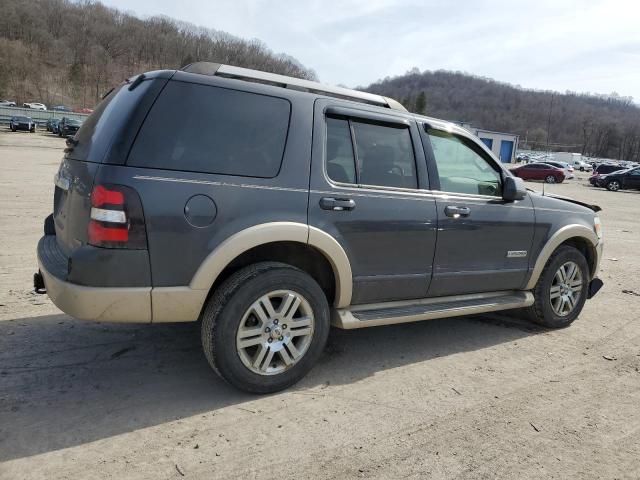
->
[454, 122, 519, 163]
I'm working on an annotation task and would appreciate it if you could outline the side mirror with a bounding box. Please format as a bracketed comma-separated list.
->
[503, 175, 527, 202]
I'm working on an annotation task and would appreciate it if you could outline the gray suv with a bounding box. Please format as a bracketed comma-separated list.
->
[35, 63, 604, 393]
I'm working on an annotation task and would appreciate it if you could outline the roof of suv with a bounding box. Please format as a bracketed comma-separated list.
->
[180, 62, 408, 112]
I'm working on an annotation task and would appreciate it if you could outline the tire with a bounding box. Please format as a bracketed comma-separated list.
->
[606, 180, 620, 191]
[545, 175, 556, 183]
[526, 245, 589, 328]
[201, 262, 330, 394]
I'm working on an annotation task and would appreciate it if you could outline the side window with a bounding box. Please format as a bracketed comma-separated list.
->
[325, 116, 418, 189]
[352, 121, 417, 189]
[427, 129, 502, 196]
[128, 82, 290, 177]
[326, 117, 356, 184]
[630, 169, 640, 176]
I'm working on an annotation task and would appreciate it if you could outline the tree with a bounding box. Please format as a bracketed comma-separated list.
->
[415, 91, 427, 114]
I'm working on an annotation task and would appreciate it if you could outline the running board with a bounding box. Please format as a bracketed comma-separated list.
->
[332, 291, 534, 329]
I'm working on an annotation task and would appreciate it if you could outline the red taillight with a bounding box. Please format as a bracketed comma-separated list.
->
[87, 184, 147, 249]
[88, 220, 129, 243]
[91, 185, 124, 207]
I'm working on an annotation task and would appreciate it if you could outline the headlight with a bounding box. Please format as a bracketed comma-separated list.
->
[594, 216, 603, 240]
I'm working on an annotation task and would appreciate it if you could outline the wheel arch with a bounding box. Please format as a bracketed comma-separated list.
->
[525, 224, 599, 290]
[189, 222, 353, 308]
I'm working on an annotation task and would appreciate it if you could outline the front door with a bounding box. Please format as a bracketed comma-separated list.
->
[308, 100, 438, 305]
[421, 126, 535, 297]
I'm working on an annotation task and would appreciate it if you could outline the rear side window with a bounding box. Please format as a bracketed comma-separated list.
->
[353, 121, 417, 189]
[325, 116, 417, 189]
[128, 82, 291, 177]
[326, 117, 356, 184]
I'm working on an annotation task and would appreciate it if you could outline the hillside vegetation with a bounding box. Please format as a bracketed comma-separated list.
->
[365, 69, 640, 161]
[0, 0, 314, 109]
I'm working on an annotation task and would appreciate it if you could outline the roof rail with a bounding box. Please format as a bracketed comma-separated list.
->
[180, 62, 407, 112]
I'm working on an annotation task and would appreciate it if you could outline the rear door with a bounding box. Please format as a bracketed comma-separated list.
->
[308, 100, 437, 305]
[420, 125, 535, 297]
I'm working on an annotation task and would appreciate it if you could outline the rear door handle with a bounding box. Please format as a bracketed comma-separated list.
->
[444, 205, 471, 218]
[320, 197, 356, 211]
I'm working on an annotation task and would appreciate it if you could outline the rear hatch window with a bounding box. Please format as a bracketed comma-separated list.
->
[127, 81, 291, 178]
[66, 85, 122, 162]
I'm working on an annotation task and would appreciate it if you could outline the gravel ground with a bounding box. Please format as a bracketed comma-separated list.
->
[1, 130, 639, 479]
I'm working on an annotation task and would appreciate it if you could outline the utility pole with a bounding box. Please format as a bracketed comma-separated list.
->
[545, 93, 555, 152]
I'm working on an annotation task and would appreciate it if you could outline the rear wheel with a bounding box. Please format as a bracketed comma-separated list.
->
[526, 245, 589, 328]
[606, 180, 620, 191]
[201, 262, 330, 394]
[545, 175, 556, 183]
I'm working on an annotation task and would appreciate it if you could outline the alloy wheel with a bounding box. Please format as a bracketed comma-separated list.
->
[607, 181, 620, 191]
[549, 261, 583, 317]
[546, 175, 556, 183]
[236, 290, 315, 375]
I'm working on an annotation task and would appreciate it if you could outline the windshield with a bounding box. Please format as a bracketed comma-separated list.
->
[67, 120, 81, 126]
[16, 116, 30, 122]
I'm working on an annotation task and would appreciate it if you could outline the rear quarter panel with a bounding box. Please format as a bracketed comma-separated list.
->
[101, 78, 316, 287]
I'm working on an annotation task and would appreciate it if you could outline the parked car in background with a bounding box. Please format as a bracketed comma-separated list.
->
[0, 100, 17, 107]
[516, 153, 530, 162]
[589, 164, 624, 186]
[543, 161, 574, 179]
[9, 116, 36, 132]
[594, 164, 624, 175]
[74, 107, 93, 114]
[52, 105, 72, 112]
[595, 167, 640, 191]
[46, 118, 61, 132]
[510, 163, 566, 183]
[572, 159, 592, 172]
[58, 118, 82, 137]
[23, 102, 47, 111]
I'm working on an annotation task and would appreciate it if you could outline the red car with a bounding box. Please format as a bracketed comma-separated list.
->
[510, 163, 565, 183]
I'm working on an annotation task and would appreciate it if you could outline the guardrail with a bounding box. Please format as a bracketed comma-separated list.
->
[0, 106, 89, 126]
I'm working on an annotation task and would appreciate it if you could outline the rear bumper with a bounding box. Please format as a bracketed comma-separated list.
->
[37, 235, 151, 323]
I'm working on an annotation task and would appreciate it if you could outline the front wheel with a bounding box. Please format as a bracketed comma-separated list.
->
[606, 180, 620, 191]
[545, 175, 556, 183]
[526, 245, 589, 328]
[201, 262, 330, 393]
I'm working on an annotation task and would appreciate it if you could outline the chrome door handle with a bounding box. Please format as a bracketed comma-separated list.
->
[444, 205, 470, 218]
[320, 197, 356, 211]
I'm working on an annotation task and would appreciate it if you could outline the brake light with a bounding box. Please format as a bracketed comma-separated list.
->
[91, 185, 124, 207]
[88, 184, 147, 249]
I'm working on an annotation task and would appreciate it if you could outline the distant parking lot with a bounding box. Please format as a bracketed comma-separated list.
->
[1, 130, 639, 479]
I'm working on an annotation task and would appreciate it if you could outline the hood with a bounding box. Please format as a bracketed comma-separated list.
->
[543, 193, 601, 212]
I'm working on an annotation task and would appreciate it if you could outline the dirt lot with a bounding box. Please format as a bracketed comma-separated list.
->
[1, 130, 639, 480]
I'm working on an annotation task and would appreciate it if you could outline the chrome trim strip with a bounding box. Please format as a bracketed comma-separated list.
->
[132, 175, 308, 193]
[133, 175, 586, 216]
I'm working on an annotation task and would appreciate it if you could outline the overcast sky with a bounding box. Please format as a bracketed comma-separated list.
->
[102, 0, 640, 99]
